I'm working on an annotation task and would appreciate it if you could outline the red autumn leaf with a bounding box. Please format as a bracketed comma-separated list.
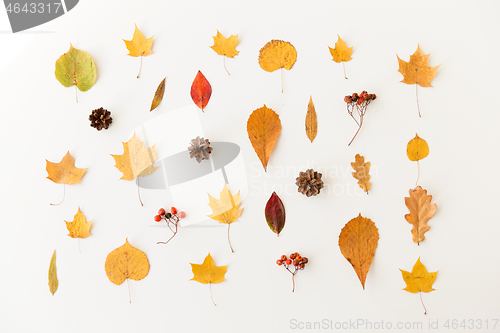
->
[191, 70, 212, 111]
[265, 191, 286, 236]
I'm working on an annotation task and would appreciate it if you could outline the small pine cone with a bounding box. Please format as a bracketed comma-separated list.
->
[188, 136, 213, 163]
[295, 169, 324, 197]
[89, 107, 112, 131]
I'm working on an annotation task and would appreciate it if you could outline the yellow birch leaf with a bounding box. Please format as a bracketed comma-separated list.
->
[105, 239, 149, 286]
[111, 132, 158, 181]
[48, 250, 58, 295]
[405, 186, 437, 244]
[407, 134, 429, 162]
[351, 154, 371, 193]
[258, 40, 297, 72]
[397, 45, 439, 87]
[65, 207, 92, 239]
[123, 24, 153, 57]
[247, 105, 281, 171]
[210, 30, 239, 58]
[46, 151, 87, 185]
[400, 257, 437, 293]
[305, 96, 317, 143]
[328, 35, 352, 63]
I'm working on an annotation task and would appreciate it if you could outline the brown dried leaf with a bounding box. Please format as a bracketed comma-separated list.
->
[351, 154, 371, 193]
[305, 96, 317, 143]
[339, 214, 379, 289]
[404, 186, 437, 244]
[397, 45, 439, 87]
[150, 77, 166, 111]
[247, 105, 281, 171]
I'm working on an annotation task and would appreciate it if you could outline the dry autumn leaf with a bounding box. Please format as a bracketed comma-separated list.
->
[123, 24, 154, 78]
[258, 40, 297, 92]
[48, 250, 58, 296]
[407, 133, 429, 184]
[207, 184, 243, 252]
[150, 77, 166, 111]
[351, 154, 371, 193]
[328, 35, 352, 79]
[55, 44, 96, 102]
[105, 239, 150, 303]
[65, 207, 92, 253]
[305, 96, 317, 143]
[46, 151, 87, 206]
[405, 186, 437, 245]
[210, 30, 239, 75]
[247, 105, 281, 171]
[400, 257, 438, 314]
[191, 70, 212, 111]
[397, 45, 439, 116]
[338, 214, 379, 289]
[265, 191, 286, 236]
[190, 253, 227, 306]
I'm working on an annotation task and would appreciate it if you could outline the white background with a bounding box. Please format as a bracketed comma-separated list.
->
[1, 1, 499, 332]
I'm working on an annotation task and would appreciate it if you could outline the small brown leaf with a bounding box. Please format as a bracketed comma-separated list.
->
[150, 77, 166, 111]
[305, 96, 317, 143]
[247, 105, 281, 171]
[405, 186, 437, 244]
[351, 154, 371, 193]
[191, 70, 212, 111]
[339, 214, 379, 289]
[265, 192, 285, 236]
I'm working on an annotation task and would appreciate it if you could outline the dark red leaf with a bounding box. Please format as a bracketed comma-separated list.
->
[190, 70, 212, 111]
[265, 191, 285, 236]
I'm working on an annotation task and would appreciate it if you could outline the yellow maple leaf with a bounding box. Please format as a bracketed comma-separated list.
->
[111, 132, 158, 181]
[208, 184, 243, 252]
[65, 207, 92, 239]
[397, 45, 439, 87]
[190, 253, 227, 306]
[405, 186, 437, 245]
[400, 257, 437, 314]
[351, 154, 371, 193]
[46, 151, 87, 185]
[123, 24, 153, 78]
[211, 30, 239, 58]
[329, 35, 352, 63]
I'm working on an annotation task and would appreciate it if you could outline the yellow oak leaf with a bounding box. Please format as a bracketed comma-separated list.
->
[190, 253, 227, 305]
[123, 24, 153, 57]
[48, 250, 58, 296]
[208, 184, 243, 252]
[46, 151, 87, 185]
[400, 257, 437, 314]
[351, 154, 371, 193]
[65, 207, 92, 239]
[405, 186, 437, 245]
[397, 45, 439, 87]
[105, 239, 150, 286]
[259, 40, 297, 92]
[111, 132, 158, 181]
[328, 35, 352, 63]
[210, 30, 239, 58]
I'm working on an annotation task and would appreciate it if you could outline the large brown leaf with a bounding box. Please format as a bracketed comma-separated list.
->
[338, 214, 379, 289]
[247, 105, 281, 171]
[404, 186, 437, 245]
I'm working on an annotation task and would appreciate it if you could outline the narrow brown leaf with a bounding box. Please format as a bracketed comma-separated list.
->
[265, 192, 285, 236]
[247, 105, 281, 171]
[339, 214, 379, 289]
[404, 186, 437, 244]
[351, 154, 371, 193]
[305, 96, 317, 142]
[191, 70, 212, 111]
[150, 77, 166, 111]
[48, 250, 58, 295]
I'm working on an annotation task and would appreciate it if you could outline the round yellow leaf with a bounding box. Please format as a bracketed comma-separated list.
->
[105, 239, 149, 285]
[407, 134, 429, 162]
[258, 40, 297, 72]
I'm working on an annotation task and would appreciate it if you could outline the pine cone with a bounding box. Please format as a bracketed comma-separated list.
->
[188, 136, 213, 163]
[296, 169, 324, 197]
[89, 107, 112, 131]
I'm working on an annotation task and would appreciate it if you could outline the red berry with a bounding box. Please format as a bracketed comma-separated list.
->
[293, 260, 299, 266]
[285, 259, 292, 265]
[276, 260, 283, 266]
[290, 253, 296, 260]
[171, 207, 178, 215]
[158, 208, 165, 216]
[178, 211, 186, 219]
[154, 215, 161, 222]
[281, 255, 287, 261]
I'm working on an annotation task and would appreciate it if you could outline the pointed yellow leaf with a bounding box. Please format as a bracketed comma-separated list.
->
[210, 30, 239, 58]
[397, 45, 439, 87]
[207, 184, 243, 224]
[48, 250, 58, 296]
[407, 133, 429, 162]
[400, 257, 437, 293]
[247, 105, 281, 171]
[328, 35, 352, 63]
[123, 24, 153, 57]
[351, 154, 371, 193]
[405, 186, 437, 244]
[65, 207, 92, 239]
[111, 132, 158, 180]
[46, 151, 87, 185]
[190, 253, 227, 284]
[305, 96, 317, 143]
[105, 239, 150, 285]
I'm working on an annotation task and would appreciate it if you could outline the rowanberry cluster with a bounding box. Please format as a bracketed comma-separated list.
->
[344, 90, 377, 146]
[154, 207, 186, 244]
[276, 252, 308, 292]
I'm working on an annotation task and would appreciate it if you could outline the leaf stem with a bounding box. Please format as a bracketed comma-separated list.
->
[342, 61, 348, 79]
[281, 68, 283, 93]
[228, 223, 234, 253]
[223, 56, 230, 75]
[415, 83, 421, 117]
[137, 179, 143, 206]
[75, 85, 78, 103]
[416, 160, 420, 185]
[209, 282, 216, 306]
[78, 238, 81, 254]
[137, 56, 142, 79]
[127, 278, 131, 304]
[420, 291, 427, 314]
[50, 183, 66, 206]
